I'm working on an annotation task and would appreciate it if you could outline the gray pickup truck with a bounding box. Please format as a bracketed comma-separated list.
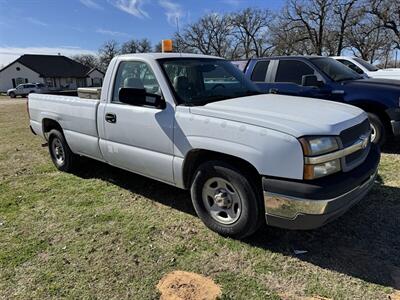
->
[28, 53, 380, 238]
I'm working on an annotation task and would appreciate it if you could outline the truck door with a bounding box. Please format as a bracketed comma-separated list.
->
[268, 59, 319, 97]
[100, 60, 175, 183]
[247, 60, 273, 93]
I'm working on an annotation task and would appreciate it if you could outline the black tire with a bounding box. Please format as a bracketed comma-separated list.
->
[190, 161, 264, 239]
[48, 129, 77, 172]
[9, 92, 16, 98]
[368, 113, 386, 146]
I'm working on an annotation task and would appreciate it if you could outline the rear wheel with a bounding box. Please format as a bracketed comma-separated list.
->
[190, 161, 264, 239]
[368, 113, 386, 146]
[48, 129, 78, 172]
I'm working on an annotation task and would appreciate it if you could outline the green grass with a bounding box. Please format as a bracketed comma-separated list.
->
[0, 95, 399, 299]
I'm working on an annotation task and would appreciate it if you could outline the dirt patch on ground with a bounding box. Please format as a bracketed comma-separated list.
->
[279, 293, 332, 300]
[389, 291, 400, 300]
[157, 271, 221, 300]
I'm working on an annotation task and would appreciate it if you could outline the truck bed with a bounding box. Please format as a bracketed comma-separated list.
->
[28, 93, 103, 160]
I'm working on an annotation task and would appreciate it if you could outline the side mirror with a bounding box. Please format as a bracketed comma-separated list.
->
[301, 75, 323, 87]
[119, 88, 165, 109]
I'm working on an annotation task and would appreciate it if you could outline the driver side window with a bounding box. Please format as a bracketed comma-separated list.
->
[112, 61, 160, 103]
[275, 60, 315, 85]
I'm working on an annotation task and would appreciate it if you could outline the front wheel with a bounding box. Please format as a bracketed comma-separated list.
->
[9, 92, 16, 98]
[368, 113, 386, 146]
[48, 129, 78, 172]
[190, 161, 264, 239]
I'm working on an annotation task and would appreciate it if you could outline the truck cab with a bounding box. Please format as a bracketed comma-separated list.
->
[242, 56, 400, 145]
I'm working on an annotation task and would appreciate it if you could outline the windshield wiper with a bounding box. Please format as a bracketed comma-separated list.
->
[336, 77, 357, 82]
[244, 90, 262, 96]
[187, 95, 230, 106]
[204, 95, 230, 103]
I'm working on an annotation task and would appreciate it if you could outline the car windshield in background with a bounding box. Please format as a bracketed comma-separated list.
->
[158, 58, 260, 106]
[353, 57, 379, 72]
[310, 57, 363, 82]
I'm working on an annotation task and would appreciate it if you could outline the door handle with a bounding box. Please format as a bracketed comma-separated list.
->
[269, 88, 279, 94]
[105, 113, 116, 123]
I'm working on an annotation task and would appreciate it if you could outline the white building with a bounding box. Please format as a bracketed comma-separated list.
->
[0, 54, 104, 92]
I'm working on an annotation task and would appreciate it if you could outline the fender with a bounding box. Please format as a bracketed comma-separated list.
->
[173, 111, 305, 188]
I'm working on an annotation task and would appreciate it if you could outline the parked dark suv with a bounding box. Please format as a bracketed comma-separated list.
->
[234, 56, 400, 145]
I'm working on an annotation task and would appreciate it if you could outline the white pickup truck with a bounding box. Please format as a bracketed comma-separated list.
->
[28, 53, 380, 238]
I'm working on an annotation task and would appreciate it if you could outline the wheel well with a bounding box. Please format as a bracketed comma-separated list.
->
[353, 101, 391, 132]
[42, 118, 62, 140]
[182, 149, 261, 190]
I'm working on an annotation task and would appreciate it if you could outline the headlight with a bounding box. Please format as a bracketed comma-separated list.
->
[304, 159, 341, 180]
[299, 136, 341, 180]
[299, 136, 339, 156]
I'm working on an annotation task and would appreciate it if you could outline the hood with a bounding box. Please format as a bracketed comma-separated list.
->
[344, 77, 400, 89]
[376, 68, 400, 74]
[367, 69, 400, 80]
[7, 88, 16, 93]
[189, 94, 366, 137]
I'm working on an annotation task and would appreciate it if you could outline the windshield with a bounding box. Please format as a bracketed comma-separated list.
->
[353, 57, 379, 72]
[310, 57, 363, 82]
[158, 58, 260, 105]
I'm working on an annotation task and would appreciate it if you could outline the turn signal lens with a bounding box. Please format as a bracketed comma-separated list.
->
[304, 159, 341, 180]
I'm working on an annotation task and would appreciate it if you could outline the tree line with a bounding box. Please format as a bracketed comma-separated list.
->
[73, 0, 400, 71]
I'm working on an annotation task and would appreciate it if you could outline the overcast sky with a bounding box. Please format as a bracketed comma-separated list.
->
[0, 0, 284, 66]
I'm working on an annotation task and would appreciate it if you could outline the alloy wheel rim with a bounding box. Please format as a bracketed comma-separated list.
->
[370, 123, 377, 143]
[201, 177, 242, 225]
[52, 138, 65, 165]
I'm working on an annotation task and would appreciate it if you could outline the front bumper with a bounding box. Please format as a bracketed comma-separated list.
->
[386, 108, 400, 136]
[263, 144, 380, 230]
[391, 120, 400, 136]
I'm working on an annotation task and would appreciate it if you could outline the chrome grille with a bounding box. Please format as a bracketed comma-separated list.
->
[340, 119, 371, 171]
[340, 119, 371, 147]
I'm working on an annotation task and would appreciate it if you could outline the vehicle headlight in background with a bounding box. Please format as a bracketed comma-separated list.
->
[299, 136, 341, 180]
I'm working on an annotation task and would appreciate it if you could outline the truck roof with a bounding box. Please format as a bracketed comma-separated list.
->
[118, 52, 224, 60]
[248, 55, 324, 61]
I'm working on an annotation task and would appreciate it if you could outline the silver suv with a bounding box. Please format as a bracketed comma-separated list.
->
[7, 83, 47, 98]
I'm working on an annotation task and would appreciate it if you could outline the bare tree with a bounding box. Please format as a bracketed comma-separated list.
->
[121, 38, 153, 54]
[332, 0, 361, 55]
[369, 0, 400, 49]
[121, 40, 140, 54]
[72, 54, 100, 69]
[270, 18, 312, 55]
[346, 14, 389, 61]
[167, 0, 396, 62]
[231, 8, 273, 58]
[175, 13, 233, 57]
[138, 38, 152, 52]
[280, 0, 333, 55]
[98, 40, 120, 71]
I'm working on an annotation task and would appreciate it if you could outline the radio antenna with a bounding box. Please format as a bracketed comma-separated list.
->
[176, 16, 182, 56]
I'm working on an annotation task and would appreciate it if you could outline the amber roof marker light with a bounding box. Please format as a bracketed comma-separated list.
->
[162, 39, 173, 53]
